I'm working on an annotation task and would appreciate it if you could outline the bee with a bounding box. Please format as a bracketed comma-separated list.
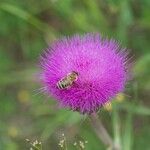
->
[57, 71, 78, 89]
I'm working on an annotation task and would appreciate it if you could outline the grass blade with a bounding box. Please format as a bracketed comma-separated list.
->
[122, 112, 133, 150]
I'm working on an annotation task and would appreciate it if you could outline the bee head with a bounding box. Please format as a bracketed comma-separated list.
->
[69, 71, 79, 81]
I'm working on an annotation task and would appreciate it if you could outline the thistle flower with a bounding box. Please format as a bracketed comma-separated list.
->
[39, 33, 129, 114]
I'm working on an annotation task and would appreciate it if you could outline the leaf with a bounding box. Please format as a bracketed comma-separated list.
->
[112, 108, 121, 150]
[122, 113, 133, 150]
[0, 3, 57, 39]
[118, 102, 150, 116]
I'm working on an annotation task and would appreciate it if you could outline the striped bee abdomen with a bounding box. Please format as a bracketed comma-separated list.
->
[57, 79, 71, 89]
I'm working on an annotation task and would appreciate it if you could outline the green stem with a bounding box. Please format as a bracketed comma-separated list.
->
[89, 113, 120, 150]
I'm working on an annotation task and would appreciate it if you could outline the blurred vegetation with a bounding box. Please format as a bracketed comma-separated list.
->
[0, 0, 150, 150]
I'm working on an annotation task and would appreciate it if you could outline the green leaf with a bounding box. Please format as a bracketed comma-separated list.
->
[122, 113, 133, 150]
[112, 107, 121, 150]
[118, 102, 150, 116]
[0, 3, 57, 39]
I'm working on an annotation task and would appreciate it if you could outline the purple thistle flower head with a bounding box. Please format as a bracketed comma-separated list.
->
[39, 33, 129, 114]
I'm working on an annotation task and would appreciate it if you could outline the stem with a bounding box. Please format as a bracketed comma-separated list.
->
[89, 113, 119, 150]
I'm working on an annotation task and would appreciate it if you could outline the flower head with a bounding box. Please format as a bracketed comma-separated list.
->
[39, 33, 129, 114]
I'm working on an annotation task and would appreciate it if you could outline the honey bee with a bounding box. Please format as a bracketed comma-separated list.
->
[57, 71, 78, 89]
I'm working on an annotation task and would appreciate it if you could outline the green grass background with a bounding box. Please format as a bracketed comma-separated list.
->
[0, 0, 150, 149]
